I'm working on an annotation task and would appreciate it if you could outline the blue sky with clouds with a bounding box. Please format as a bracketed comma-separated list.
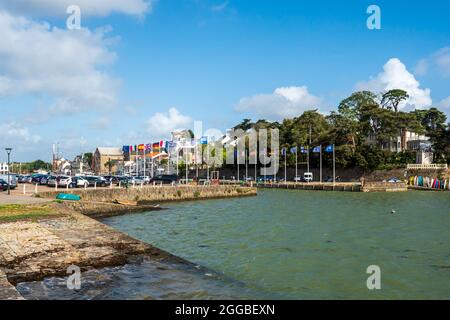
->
[0, 0, 449, 162]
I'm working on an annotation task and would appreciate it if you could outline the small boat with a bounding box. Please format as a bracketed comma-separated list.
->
[114, 199, 138, 206]
[56, 193, 81, 201]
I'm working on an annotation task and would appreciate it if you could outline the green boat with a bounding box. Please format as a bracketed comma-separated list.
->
[56, 193, 81, 201]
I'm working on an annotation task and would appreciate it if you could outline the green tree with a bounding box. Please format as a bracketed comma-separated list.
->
[381, 89, 409, 112]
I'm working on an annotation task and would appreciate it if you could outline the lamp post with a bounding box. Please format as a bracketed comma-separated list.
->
[5, 148, 12, 195]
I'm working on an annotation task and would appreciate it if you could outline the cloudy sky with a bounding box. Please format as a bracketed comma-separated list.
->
[0, 0, 449, 162]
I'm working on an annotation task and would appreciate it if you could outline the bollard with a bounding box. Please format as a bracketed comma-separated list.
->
[35, 183, 38, 194]
[84, 182, 87, 190]
[160, 181, 162, 187]
[66, 183, 69, 190]
[55, 183, 58, 191]
[94, 182, 97, 189]
[119, 181, 122, 188]
[110, 182, 113, 189]
[133, 181, 136, 189]
[140, 182, 143, 189]
[23, 184, 26, 195]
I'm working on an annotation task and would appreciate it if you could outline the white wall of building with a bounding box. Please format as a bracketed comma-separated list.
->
[0, 163, 9, 174]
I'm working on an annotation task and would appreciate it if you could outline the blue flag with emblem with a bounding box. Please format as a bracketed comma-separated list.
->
[313, 146, 321, 153]
[324, 145, 334, 153]
[290, 146, 297, 154]
[300, 146, 308, 154]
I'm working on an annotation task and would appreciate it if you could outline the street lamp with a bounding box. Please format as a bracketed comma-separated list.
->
[5, 148, 12, 195]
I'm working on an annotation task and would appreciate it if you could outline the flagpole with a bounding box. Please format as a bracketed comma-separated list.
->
[333, 144, 336, 187]
[207, 143, 210, 181]
[245, 149, 248, 181]
[144, 147, 146, 178]
[284, 149, 287, 183]
[254, 149, 257, 182]
[295, 148, 298, 184]
[185, 147, 188, 184]
[237, 148, 239, 182]
[135, 146, 138, 176]
[176, 148, 179, 177]
[320, 144, 322, 183]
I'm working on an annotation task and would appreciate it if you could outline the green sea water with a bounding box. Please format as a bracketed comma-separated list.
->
[101, 189, 450, 299]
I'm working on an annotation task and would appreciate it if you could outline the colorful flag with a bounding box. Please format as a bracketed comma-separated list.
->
[145, 143, 152, 151]
[313, 146, 321, 153]
[138, 144, 145, 151]
[122, 146, 129, 153]
[324, 145, 334, 153]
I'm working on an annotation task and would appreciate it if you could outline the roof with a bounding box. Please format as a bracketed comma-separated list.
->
[96, 147, 123, 156]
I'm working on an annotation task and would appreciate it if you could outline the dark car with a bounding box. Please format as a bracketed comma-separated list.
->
[30, 174, 48, 184]
[84, 176, 108, 187]
[150, 174, 179, 185]
[0, 179, 8, 191]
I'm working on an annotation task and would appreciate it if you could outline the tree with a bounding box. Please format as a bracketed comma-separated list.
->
[338, 91, 378, 121]
[381, 89, 409, 112]
[104, 159, 117, 175]
[234, 119, 254, 131]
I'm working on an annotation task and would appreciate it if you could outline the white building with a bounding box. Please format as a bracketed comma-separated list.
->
[0, 163, 8, 174]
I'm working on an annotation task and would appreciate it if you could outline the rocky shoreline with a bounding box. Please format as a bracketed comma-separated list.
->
[0, 185, 257, 300]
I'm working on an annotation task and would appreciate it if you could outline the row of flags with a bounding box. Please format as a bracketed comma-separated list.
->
[122, 141, 166, 154]
[281, 145, 334, 156]
[122, 136, 211, 155]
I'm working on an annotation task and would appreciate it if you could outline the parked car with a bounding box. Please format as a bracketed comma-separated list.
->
[84, 176, 108, 187]
[30, 174, 46, 184]
[115, 176, 130, 186]
[39, 175, 51, 185]
[57, 176, 73, 188]
[293, 176, 302, 182]
[0, 174, 17, 189]
[17, 175, 29, 183]
[150, 174, 179, 185]
[47, 176, 58, 187]
[71, 176, 89, 188]
[303, 172, 313, 182]
[0, 179, 8, 191]
[387, 178, 401, 183]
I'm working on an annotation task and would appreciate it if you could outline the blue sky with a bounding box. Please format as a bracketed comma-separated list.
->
[0, 0, 449, 162]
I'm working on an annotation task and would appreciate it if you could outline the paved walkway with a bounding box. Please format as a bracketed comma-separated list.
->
[0, 193, 51, 205]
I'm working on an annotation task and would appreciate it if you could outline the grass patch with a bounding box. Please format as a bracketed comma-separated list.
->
[0, 204, 61, 223]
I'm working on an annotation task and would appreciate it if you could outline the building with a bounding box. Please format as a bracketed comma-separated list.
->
[366, 130, 430, 153]
[92, 147, 124, 175]
[0, 163, 8, 174]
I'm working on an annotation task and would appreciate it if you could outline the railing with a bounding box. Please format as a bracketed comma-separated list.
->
[407, 164, 448, 170]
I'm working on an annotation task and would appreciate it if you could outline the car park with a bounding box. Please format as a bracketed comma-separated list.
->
[47, 176, 58, 187]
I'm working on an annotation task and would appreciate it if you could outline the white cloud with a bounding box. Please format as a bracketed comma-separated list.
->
[356, 58, 432, 109]
[438, 96, 450, 110]
[0, 122, 41, 145]
[146, 108, 193, 138]
[433, 47, 450, 77]
[0, 0, 151, 17]
[211, 1, 229, 12]
[235, 86, 322, 119]
[0, 10, 120, 116]
[414, 59, 428, 76]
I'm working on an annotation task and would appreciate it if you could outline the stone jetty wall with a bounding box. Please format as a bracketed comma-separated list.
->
[37, 185, 257, 203]
[361, 181, 407, 192]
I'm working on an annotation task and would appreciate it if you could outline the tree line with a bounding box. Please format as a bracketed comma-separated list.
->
[232, 90, 450, 171]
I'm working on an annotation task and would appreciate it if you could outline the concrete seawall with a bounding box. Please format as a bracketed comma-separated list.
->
[37, 185, 257, 203]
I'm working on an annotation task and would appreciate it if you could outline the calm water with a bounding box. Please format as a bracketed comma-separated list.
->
[18, 190, 450, 299]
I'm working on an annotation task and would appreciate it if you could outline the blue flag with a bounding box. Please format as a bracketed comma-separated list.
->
[281, 147, 286, 156]
[300, 146, 308, 154]
[290, 147, 297, 154]
[324, 145, 334, 153]
[313, 146, 321, 153]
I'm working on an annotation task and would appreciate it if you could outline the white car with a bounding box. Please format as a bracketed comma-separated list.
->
[72, 176, 89, 188]
[303, 172, 313, 182]
[57, 176, 73, 187]
[293, 176, 302, 182]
